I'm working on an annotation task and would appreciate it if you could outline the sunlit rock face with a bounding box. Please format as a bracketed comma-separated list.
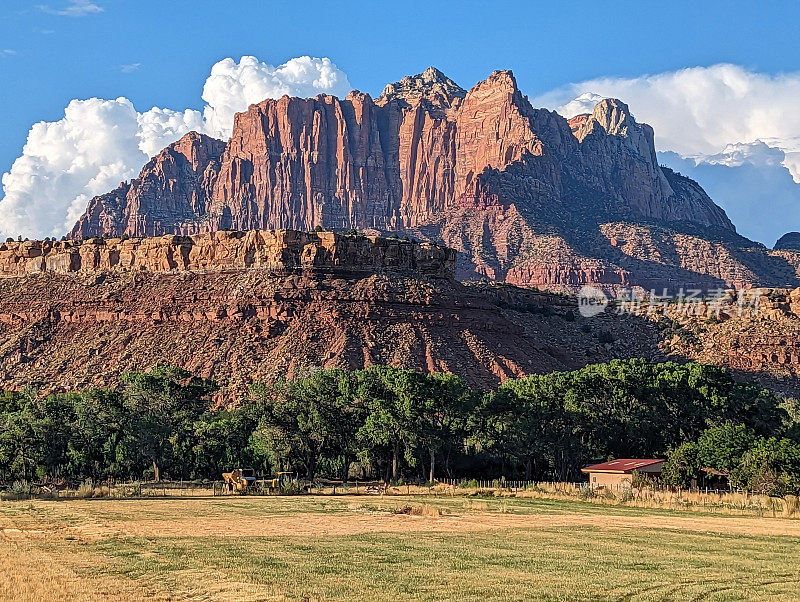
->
[71, 68, 800, 294]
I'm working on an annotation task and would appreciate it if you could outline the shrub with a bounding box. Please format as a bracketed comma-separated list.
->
[630, 470, 655, 491]
[11, 480, 31, 496]
[276, 481, 307, 495]
[784, 495, 798, 517]
[731, 437, 800, 496]
[598, 488, 616, 500]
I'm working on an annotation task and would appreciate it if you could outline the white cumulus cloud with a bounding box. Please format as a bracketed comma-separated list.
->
[536, 64, 800, 182]
[0, 98, 202, 239]
[700, 141, 786, 169]
[135, 107, 204, 158]
[658, 145, 800, 246]
[201, 56, 351, 139]
[535, 64, 800, 244]
[555, 92, 604, 119]
[0, 55, 350, 239]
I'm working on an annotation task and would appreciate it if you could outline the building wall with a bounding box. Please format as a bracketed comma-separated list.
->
[585, 463, 666, 489]
[588, 472, 632, 489]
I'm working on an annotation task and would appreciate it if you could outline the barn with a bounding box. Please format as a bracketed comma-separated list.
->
[581, 459, 665, 489]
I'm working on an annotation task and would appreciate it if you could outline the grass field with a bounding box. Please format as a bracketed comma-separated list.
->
[2, 495, 800, 601]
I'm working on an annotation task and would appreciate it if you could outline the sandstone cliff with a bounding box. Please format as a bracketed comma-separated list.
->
[72, 132, 226, 239]
[0, 230, 455, 279]
[66, 68, 783, 294]
[0, 233, 664, 400]
[5, 229, 800, 398]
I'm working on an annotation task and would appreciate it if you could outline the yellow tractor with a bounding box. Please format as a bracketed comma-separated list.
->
[221, 468, 257, 493]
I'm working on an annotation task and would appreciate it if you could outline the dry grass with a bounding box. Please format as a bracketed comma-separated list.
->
[352, 480, 800, 519]
[450, 481, 800, 518]
[9, 480, 791, 519]
[2, 495, 800, 600]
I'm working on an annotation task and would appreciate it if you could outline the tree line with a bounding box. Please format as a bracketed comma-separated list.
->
[661, 423, 800, 496]
[1, 360, 798, 493]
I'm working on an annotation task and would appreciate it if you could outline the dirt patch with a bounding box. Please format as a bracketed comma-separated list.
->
[4, 496, 799, 542]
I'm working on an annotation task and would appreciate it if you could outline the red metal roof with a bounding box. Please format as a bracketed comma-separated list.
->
[580, 458, 665, 473]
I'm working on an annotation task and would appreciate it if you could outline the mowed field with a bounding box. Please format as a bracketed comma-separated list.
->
[2, 495, 800, 601]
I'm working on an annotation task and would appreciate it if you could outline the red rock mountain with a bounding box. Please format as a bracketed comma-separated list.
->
[70, 67, 800, 292]
[4, 232, 800, 399]
[0, 231, 662, 399]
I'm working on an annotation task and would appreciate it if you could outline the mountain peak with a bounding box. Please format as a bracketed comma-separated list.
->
[590, 98, 635, 135]
[165, 131, 226, 171]
[70, 68, 744, 296]
[378, 67, 465, 106]
[488, 69, 517, 85]
[775, 232, 800, 250]
[421, 65, 448, 81]
[570, 97, 640, 143]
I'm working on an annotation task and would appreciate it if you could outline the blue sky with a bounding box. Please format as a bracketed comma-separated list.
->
[2, 0, 800, 243]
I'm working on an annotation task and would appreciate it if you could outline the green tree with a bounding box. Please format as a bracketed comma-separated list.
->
[355, 366, 426, 482]
[0, 391, 34, 480]
[495, 373, 583, 480]
[191, 407, 258, 478]
[0, 389, 77, 481]
[121, 365, 216, 481]
[665, 425, 786, 491]
[695, 423, 755, 473]
[731, 437, 800, 496]
[249, 368, 356, 481]
[67, 388, 128, 480]
[419, 373, 474, 482]
[780, 397, 800, 442]
[661, 442, 700, 488]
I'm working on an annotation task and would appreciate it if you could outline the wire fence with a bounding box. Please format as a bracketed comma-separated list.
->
[0, 477, 750, 500]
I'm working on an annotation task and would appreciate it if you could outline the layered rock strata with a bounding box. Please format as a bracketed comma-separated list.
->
[0, 230, 455, 279]
[2, 231, 800, 398]
[0, 251, 664, 400]
[67, 68, 785, 294]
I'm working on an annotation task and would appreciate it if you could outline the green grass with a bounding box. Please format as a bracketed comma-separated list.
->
[75, 526, 800, 601]
[3, 495, 800, 600]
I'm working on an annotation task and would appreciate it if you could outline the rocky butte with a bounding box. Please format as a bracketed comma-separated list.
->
[0, 230, 455, 278]
[7, 67, 800, 400]
[69, 67, 800, 293]
[0, 229, 663, 400]
[2, 230, 800, 401]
